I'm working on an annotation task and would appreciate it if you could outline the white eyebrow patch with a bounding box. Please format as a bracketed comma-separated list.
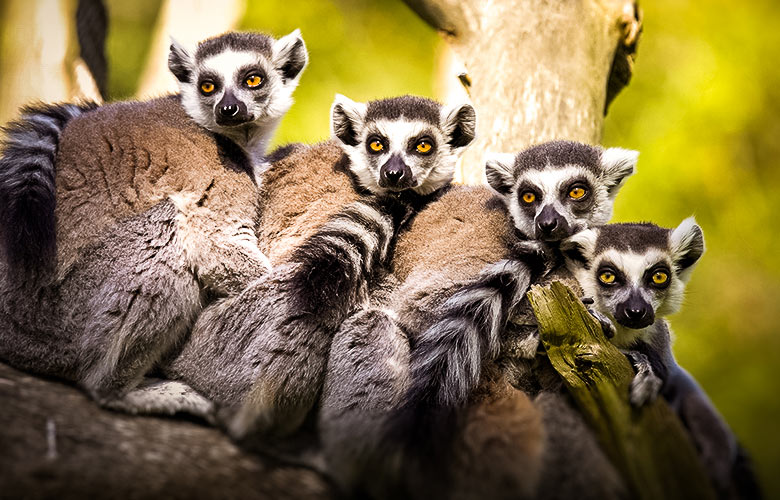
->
[595, 248, 671, 286]
[200, 50, 262, 85]
[519, 165, 596, 202]
[367, 119, 437, 154]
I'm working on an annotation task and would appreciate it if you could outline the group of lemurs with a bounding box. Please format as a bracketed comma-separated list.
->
[0, 30, 760, 499]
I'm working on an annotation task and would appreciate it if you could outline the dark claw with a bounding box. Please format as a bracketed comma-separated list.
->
[587, 308, 616, 339]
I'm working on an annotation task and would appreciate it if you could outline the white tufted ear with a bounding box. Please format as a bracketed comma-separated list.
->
[600, 147, 638, 197]
[168, 37, 195, 83]
[330, 94, 367, 147]
[440, 102, 476, 149]
[560, 228, 599, 267]
[272, 29, 309, 84]
[484, 152, 516, 196]
[670, 216, 705, 280]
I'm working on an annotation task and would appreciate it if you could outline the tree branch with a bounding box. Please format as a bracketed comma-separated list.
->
[0, 363, 333, 499]
[527, 282, 716, 500]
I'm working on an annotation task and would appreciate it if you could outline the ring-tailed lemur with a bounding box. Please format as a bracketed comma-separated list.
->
[0, 30, 307, 280]
[561, 220, 760, 498]
[0, 30, 309, 420]
[164, 95, 477, 441]
[317, 141, 638, 498]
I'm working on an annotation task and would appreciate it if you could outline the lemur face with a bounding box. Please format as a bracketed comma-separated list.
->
[561, 219, 705, 347]
[331, 94, 476, 195]
[169, 30, 308, 135]
[485, 142, 638, 242]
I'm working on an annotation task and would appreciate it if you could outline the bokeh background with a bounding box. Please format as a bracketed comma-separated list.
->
[1, 0, 778, 496]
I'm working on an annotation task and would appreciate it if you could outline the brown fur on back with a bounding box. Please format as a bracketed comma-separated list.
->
[393, 185, 512, 283]
[257, 140, 359, 264]
[55, 95, 259, 270]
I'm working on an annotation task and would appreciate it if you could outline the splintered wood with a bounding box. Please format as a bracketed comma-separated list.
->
[527, 281, 716, 500]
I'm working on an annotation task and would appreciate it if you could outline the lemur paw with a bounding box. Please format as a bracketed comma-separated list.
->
[584, 303, 616, 339]
[510, 240, 558, 275]
[625, 351, 663, 407]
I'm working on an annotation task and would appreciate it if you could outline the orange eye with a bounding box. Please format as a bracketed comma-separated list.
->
[569, 186, 587, 199]
[369, 140, 384, 152]
[652, 271, 668, 285]
[416, 140, 432, 154]
[245, 74, 263, 88]
[599, 271, 616, 284]
[521, 192, 536, 204]
[200, 81, 215, 94]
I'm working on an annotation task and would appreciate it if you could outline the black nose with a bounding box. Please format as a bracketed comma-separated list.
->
[220, 104, 239, 117]
[535, 204, 569, 241]
[379, 154, 413, 190]
[538, 218, 557, 232]
[625, 307, 647, 321]
[616, 291, 655, 329]
[384, 167, 404, 183]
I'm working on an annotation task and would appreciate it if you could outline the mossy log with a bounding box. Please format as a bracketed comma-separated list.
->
[527, 281, 717, 500]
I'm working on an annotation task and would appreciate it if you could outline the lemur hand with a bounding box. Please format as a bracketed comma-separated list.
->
[509, 239, 559, 277]
[624, 350, 663, 406]
[582, 300, 616, 339]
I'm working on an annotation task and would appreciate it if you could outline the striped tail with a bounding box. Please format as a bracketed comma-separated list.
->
[0, 101, 98, 275]
[226, 195, 413, 441]
[286, 195, 409, 327]
[405, 258, 536, 410]
[378, 255, 545, 497]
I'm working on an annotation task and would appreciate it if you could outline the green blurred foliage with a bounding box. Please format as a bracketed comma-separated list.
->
[96, 0, 780, 497]
[240, 0, 439, 145]
[104, 0, 162, 99]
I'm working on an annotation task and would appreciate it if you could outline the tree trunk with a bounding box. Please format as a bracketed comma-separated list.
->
[0, 363, 333, 499]
[406, 0, 641, 184]
[135, 0, 246, 98]
[527, 282, 716, 500]
[0, 0, 102, 125]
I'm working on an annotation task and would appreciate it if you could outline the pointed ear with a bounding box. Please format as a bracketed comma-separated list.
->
[330, 94, 366, 147]
[484, 152, 516, 196]
[600, 147, 638, 197]
[560, 229, 599, 267]
[440, 103, 476, 149]
[272, 29, 309, 83]
[168, 38, 194, 83]
[671, 217, 705, 276]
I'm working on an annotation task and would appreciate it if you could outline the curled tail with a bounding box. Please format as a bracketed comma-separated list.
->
[406, 258, 536, 410]
[227, 195, 412, 441]
[378, 256, 543, 497]
[287, 195, 410, 327]
[0, 101, 98, 275]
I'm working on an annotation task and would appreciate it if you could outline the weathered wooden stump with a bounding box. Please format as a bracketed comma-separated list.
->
[527, 281, 716, 500]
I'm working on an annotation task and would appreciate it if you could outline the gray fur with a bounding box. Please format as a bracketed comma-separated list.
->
[165, 196, 410, 442]
[319, 308, 410, 499]
[625, 351, 663, 407]
[0, 200, 205, 419]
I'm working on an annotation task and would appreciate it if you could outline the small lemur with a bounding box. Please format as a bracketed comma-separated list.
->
[162, 94, 476, 441]
[317, 141, 638, 498]
[0, 30, 308, 419]
[561, 220, 758, 497]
